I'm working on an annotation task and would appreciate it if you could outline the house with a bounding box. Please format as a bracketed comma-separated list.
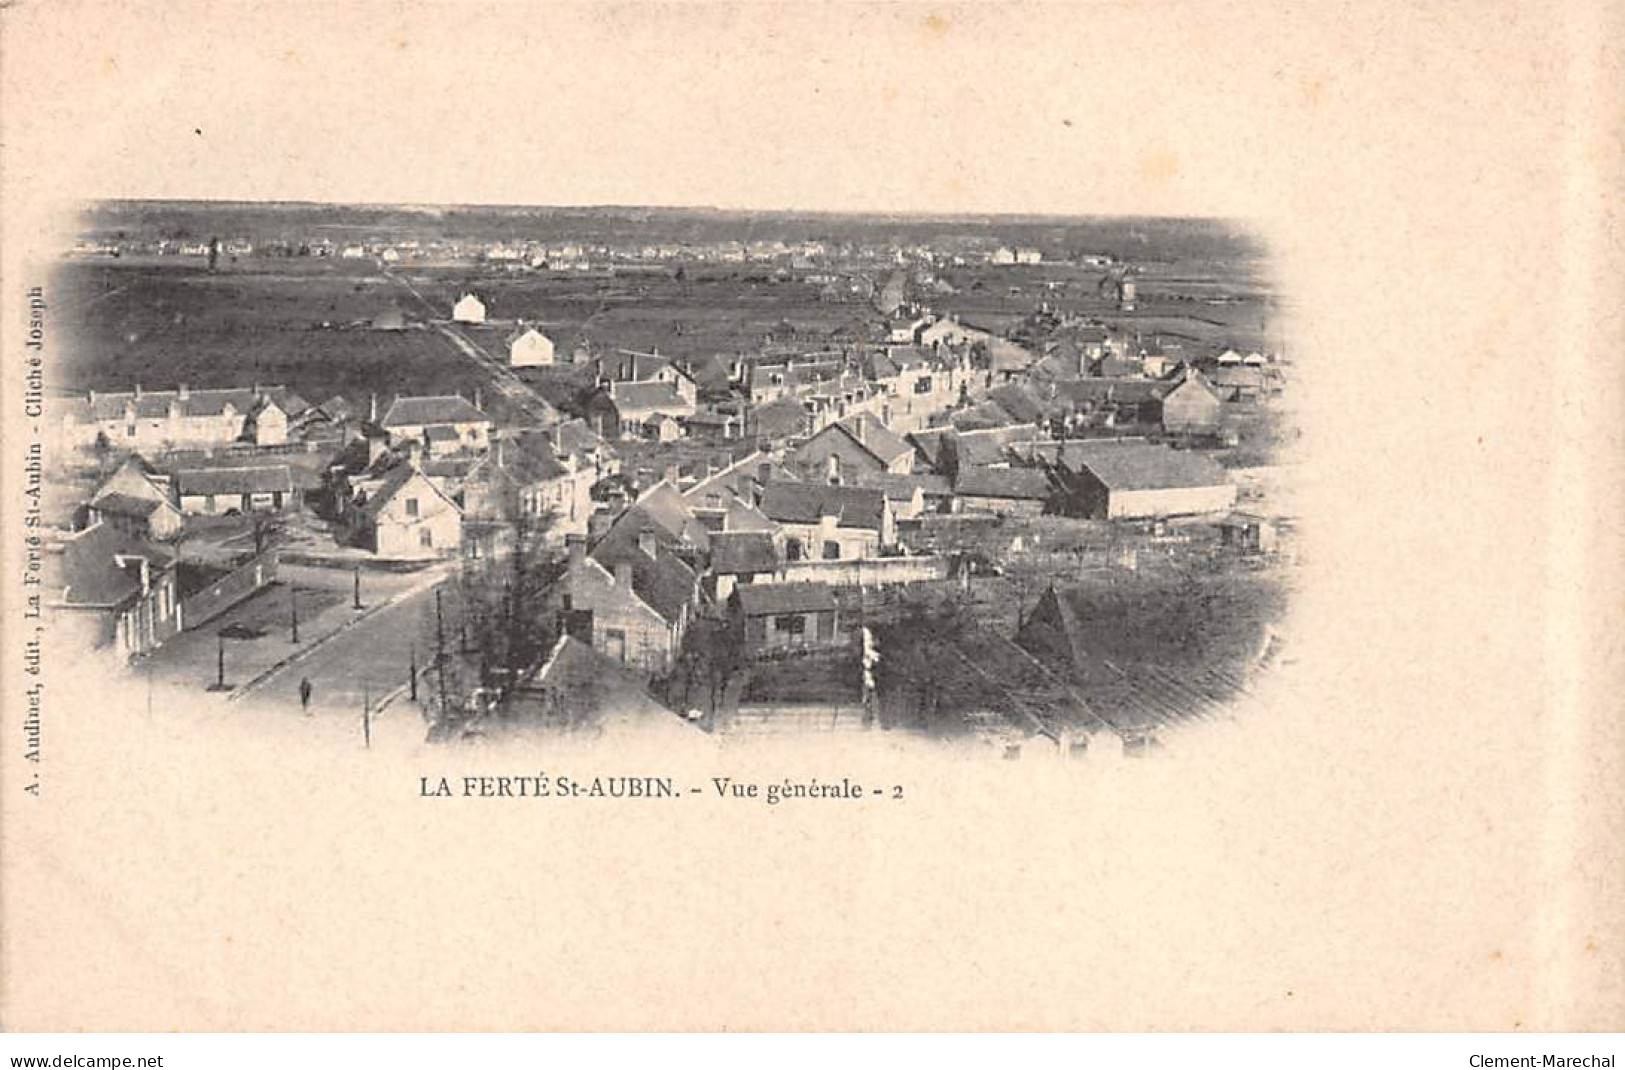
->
[173, 465, 296, 515]
[1055, 378, 1169, 428]
[508, 326, 555, 367]
[59, 384, 307, 452]
[453, 293, 487, 324]
[758, 481, 895, 562]
[707, 530, 781, 601]
[869, 472, 957, 520]
[379, 395, 493, 452]
[790, 413, 915, 484]
[1014, 247, 1043, 265]
[493, 634, 691, 739]
[595, 350, 699, 404]
[731, 582, 841, 657]
[919, 316, 991, 351]
[953, 465, 1054, 517]
[461, 436, 593, 539]
[558, 533, 699, 675]
[990, 246, 1017, 265]
[1159, 370, 1226, 435]
[87, 455, 182, 540]
[1207, 365, 1271, 402]
[747, 396, 810, 445]
[642, 412, 685, 443]
[44, 522, 181, 658]
[1057, 442, 1237, 520]
[350, 463, 463, 557]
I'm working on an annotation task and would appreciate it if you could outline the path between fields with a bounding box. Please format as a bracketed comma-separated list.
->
[382, 268, 559, 426]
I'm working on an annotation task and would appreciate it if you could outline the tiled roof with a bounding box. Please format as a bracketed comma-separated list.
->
[954, 465, 1055, 500]
[759, 481, 886, 530]
[835, 414, 911, 465]
[609, 381, 689, 414]
[708, 531, 779, 575]
[1067, 442, 1231, 491]
[1056, 378, 1169, 406]
[48, 523, 175, 608]
[734, 581, 837, 617]
[63, 385, 308, 423]
[853, 471, 953, 501]
[380, 395, 489, 427]
[90, 492, 166, 518]
[175, 465, 294, 497]
[590, 537, 698, 624]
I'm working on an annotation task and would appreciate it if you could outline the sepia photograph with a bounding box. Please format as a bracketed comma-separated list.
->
[1, 0, 1620, 1050]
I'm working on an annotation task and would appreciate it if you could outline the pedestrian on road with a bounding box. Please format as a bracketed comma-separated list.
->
[299, 676, 313, 714]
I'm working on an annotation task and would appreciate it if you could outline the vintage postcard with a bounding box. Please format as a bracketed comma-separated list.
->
[1, 0, 1619, 1034]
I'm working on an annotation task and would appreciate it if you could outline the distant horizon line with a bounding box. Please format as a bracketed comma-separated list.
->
[80, 196, 1241, 226]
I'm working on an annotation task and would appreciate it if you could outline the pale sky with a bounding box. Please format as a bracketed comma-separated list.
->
[4, 0, 1531, 220]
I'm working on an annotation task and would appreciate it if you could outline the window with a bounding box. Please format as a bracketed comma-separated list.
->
[774, 614, 806, 635]
[822, 540, 841, 560]
[785, 538, 804, 562]
[913, 376, 933, 394]
[404, 497, 419, 517]
[604, 628, 627, 662]
[419, 528, 434, 548]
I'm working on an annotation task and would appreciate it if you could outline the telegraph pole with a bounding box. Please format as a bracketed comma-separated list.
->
[409, 643, 418, 702]
[290, 583, 299, 643]
[353, 566, 363, 610]
[434, 586, 450, 720]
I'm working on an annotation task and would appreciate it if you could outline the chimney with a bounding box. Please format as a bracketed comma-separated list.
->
[370, 393, 378, 422]
[638, 530, 657, 558]
[663, 463, 680, 487]
[614, 560, 634, 589]
[565, 533, 586, 567]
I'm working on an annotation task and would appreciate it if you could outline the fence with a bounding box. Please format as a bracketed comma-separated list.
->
[179, 549, 279, 630]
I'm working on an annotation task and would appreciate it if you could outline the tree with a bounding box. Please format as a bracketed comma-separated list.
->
[250, 511, 287, 556]
[452, 480, 563, 717]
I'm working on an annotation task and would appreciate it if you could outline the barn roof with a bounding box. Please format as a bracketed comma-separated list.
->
[759, 481, 886, 530]
[380, 395, 489, 427]
[174, 465, 294, 497]
[1068, 442, 1231, 491]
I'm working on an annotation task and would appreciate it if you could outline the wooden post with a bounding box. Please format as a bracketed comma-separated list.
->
[409, 644, 418, 702]
[216, 633, 225, 689]
[290, 583, 299, 643]
[353, 566, 363, 610]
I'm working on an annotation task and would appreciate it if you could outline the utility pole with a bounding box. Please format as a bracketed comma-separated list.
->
[214, 633, 225, 690]
[353, 567, 363, 610]
[409, 643, 418, 702]
[290, 583, 299, 643]
[434, 586, 450, 721]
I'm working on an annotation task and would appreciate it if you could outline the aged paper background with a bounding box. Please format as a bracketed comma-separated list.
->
[1, 0, 1620, 1031]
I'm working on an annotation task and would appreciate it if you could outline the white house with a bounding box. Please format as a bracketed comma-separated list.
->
[508, 326, 555, 367]
[453, 293, 487, 324]
[352, 463, 463, 558]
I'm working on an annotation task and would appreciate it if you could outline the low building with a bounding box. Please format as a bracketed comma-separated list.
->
[45, 522, 181, 658]
[379, 395, 493, 452]
[351, 463, 463, 557]
[1160, 370, 1226, 435]
[508, 326, 555, 367]
[452, 293, 487, 324]
[758, 481, 895, 562]
[708, 530, 780, 602]
[87, 455, 183, 539]
[557, 536, 697, 675]
[58, 384, 306, 453]
[173, 465, 296, 515]
[494, 635, 691, 739]
[790, 413, 915, 484]
[1059, 442, 1237, 520]
[731, 582, 841, 656]
[953, 465, 1054, 517]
